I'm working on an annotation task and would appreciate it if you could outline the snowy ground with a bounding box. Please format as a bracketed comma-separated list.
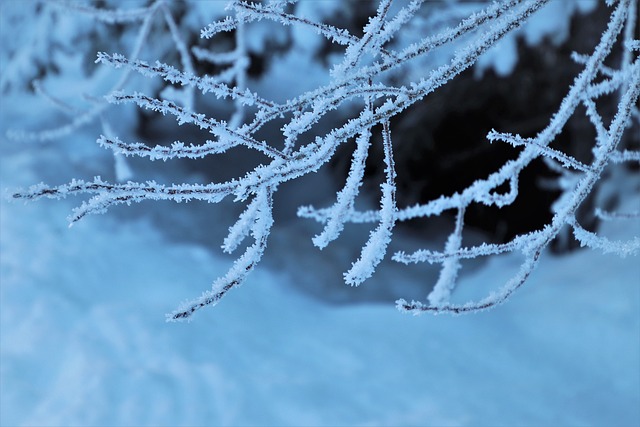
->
[1, 99, 639, 427]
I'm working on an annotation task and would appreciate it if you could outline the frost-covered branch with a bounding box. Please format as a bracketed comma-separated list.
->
[9, 0, 639, 320]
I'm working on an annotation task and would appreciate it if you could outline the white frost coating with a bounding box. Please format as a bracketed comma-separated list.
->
[96, 53, 268, 107]
[344, 182, 396, 286]
[98, 135, 237, 161]
[610, 150, 640, 163]
[332, 0, 393, 78]
[375, 0, 423, 48]
[312, 130, 371, 249]
[570, 217, 640, 257]
[393, 232, 540, 265]
[427, 207, 465, 306]
[168, 189, 274, 321]
[344, 121, 396, 286]
[223, 195, 262, 254]
[9, 0, 639, 319]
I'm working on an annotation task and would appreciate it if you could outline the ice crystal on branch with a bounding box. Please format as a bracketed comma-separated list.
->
[9, 0, 640, 320]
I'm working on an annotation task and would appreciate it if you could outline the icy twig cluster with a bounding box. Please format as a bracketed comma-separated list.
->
[12, 0, 640, 320]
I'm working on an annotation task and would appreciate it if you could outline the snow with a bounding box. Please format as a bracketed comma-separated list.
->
[1, 0, 639, 425]
[1, 103, 639, 427]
